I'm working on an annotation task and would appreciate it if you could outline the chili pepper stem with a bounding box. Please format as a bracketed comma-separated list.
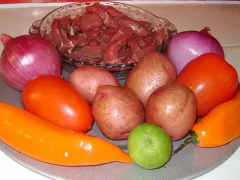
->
[172, 136, 192, 155]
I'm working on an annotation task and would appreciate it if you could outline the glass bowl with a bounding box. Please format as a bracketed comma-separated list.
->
[29, 1, 177, 80]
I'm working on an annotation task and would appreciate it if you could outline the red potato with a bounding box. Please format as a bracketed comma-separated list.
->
[68, 66, 120, 104]
[125, 51, 177, 106]
[145, 82, 197, 141]
[92, 85, 144, 140]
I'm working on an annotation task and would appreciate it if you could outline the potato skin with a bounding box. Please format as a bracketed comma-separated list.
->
[125, 51, 177, 107]
[92, 85, 144, 140]
[68, 66, 119, 104]
[145, 82, 197, 141]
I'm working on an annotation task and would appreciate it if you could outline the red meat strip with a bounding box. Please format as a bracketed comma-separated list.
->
[69, 33, 88, 47]
[99, 40, 107, 51]
[49, 28, 77, 53]
[134, 35, 156, 49]
[51, 19, 59, 30]
[85, 4, 118, 29]
[117, 18, 150, 36]
[100, 27, 116, 43]
[152, 28, 166, 46]
[58, 28, 69, 42]
[103, 6, 127, 18]
[85, 28, 102, 42]
[104, 26, 134, 64]
[88, 37, 99, 47]
[134, 35, 156, 48]
[59, 29, 78, 53]
[128, 38, 141, 53]
[127, 38, 141, 62]
[118, 46, 132, 61]
[124, 37, 157, 63]
[49, 29, 62, 47]
[60, 41, 78, 53]
[59, 15, 71, 31]
[135, 37, 146, 48]
[144, 35, 156, 46]
[79, 13, 103, 32]
[69, 46, 103, 63]
[70, 15, 82, 33]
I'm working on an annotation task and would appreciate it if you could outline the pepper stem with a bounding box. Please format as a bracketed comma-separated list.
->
[172, 136, 192, 155]
[189, 131, 199, 145]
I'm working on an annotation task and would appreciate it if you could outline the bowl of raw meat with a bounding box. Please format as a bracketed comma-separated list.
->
[29, 1, 177, 80]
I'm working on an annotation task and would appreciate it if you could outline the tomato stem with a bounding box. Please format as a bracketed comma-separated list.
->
[172, 136, 192, 155]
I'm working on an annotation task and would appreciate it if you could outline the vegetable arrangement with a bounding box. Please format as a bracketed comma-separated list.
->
[0, 4, 239, 172]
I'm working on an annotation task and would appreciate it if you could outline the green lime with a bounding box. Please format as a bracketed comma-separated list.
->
[127, 123, 172, 170]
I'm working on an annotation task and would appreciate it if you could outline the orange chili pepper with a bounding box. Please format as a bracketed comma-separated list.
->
[190, 88, 240, 148]
[0, 102, 132, 166]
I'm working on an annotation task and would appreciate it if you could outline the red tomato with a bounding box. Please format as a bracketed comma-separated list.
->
[22, 75, 93, 132]
[177, 53, 238, 118]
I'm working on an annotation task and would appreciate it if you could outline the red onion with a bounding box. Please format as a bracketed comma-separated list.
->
[0, 34, 61, 91]
[167, 27, 224, 74]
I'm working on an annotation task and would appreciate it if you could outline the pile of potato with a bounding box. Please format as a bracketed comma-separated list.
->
[68, 51, 197, 141]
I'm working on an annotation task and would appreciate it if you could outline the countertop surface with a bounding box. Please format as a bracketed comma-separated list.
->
[0, 2, 239, 180]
